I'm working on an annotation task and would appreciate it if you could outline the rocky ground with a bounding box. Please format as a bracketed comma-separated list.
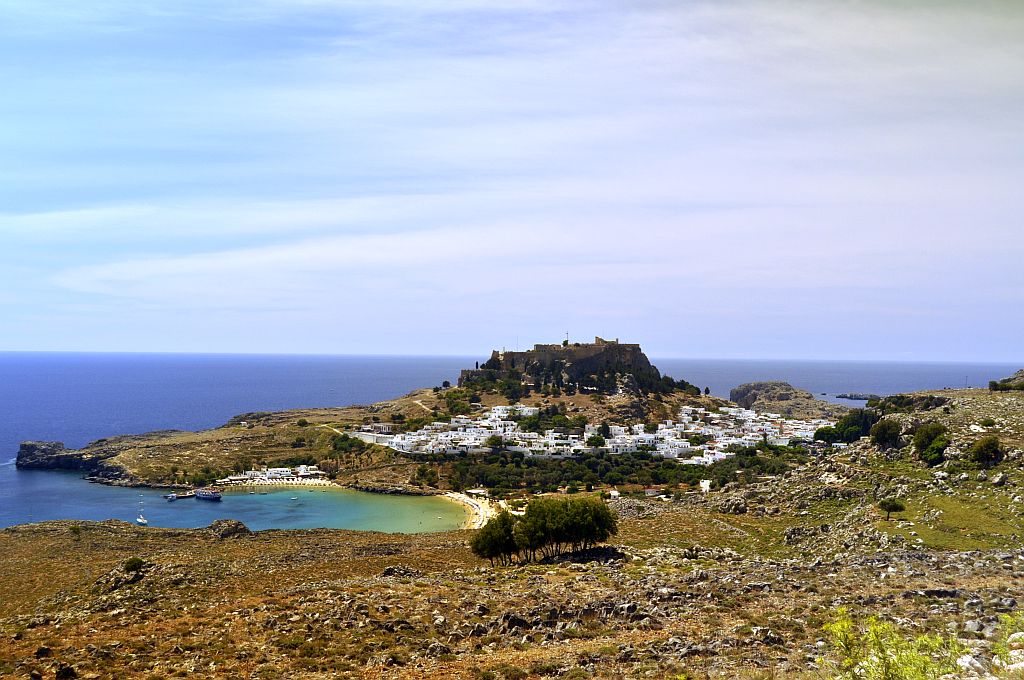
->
[5, 440, 1024, 679]
[882, 388, 1024, 453]
[7, 386, 1024, 678]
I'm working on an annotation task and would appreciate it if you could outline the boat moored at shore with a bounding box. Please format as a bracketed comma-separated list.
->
[195, 488, 223, 502]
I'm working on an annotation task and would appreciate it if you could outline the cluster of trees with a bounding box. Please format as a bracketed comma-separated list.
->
[443, 388, 474, 415]
[868, 394, 948, 414]
[814, 409, 880, 444]
[410, 464, 439, 487]
[515, 404, 588, 433]
[637, 372, 701, 396]
[437, 442, 803, 496]
[470, 496, 618, 565]
[330, 433, 374, 455]
[828, 414, 1002, 471]
[989, 380, 1024, 392]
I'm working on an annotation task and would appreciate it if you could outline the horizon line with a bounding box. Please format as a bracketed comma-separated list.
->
[0, 349, 1019, 366]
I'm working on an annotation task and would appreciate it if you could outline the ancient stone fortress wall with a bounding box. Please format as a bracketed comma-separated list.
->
[459, 338, 656, 387]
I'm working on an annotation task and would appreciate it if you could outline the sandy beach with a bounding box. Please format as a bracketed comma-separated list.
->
[444, 491, 497, 529]
[218, 478, 336, 488]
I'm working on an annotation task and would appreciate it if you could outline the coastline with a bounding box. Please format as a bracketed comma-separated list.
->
[443, 491, 497, 529]
[217, 478, 335, 488]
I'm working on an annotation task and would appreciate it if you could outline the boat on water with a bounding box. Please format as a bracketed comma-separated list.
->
[177, 490, 196, 499]
[136, 495, 148, 525]
[164, 493, 177, 502]
[196, 488, 223, 502]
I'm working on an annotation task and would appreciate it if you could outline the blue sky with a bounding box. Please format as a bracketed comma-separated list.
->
[2, 1, 1022, 360]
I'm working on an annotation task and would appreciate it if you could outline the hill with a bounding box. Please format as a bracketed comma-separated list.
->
[990, 368, 1024, 392]
[459, 337, 700, 397]
[15, 384, 725, 488]
[729, 381, 848, 420]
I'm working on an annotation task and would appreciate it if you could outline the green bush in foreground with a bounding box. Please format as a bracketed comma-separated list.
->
[823, 608, 963, 679]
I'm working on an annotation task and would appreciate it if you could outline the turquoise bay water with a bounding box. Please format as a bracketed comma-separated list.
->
[0, 468, 468, 532]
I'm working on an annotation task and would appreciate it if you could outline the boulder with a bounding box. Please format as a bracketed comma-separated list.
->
[208, 519, 252, 539]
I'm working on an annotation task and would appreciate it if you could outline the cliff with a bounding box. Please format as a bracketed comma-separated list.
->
[459, 336, 695, 396]
[16, 441, 122, 476]
[729, 381, 848, 420]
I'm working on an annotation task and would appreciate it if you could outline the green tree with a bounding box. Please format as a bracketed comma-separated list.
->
[511, 496, 617, 562]
[869, 419, 901, 449]
[470, 511, 518, 566]
[970, 435, 1003, 468]
[484, 434, 504, 450]
[877, 498, 905, 521]
[814, 426, 839, 444]
[586, 434, 606, 448]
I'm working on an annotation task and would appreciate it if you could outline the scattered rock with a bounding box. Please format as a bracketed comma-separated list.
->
[208, 519, 252, 539]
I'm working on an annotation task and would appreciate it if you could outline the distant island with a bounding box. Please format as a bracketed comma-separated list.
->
[836, 392, 882, 401]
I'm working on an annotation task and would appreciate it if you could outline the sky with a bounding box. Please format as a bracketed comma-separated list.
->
[1, 0, 1022, 361]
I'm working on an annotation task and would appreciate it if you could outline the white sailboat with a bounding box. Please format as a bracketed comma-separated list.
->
[136, 494, 148, 526]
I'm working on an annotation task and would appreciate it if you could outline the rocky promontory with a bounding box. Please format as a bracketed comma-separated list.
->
[729, 381, 848, 419]
[16, 441, 118, 474]
[991, 368, 1024, 391]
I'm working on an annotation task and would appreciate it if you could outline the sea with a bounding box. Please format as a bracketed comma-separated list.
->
[0, 352, 1018, 531]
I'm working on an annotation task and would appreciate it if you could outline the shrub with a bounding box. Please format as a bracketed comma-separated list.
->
[970, 435, 1003, 468]
[296, 418, 309, 427]
[980, 417, 996, 427]
[912, 423, 949, 467]
[823, 607, 963, 679]
[123, 557, 145, 573]
[869, 419, 901, 449]
[877, 498, 905, 521]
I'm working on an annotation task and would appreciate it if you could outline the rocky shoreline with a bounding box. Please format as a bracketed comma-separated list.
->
[341, 482, 437, 496]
